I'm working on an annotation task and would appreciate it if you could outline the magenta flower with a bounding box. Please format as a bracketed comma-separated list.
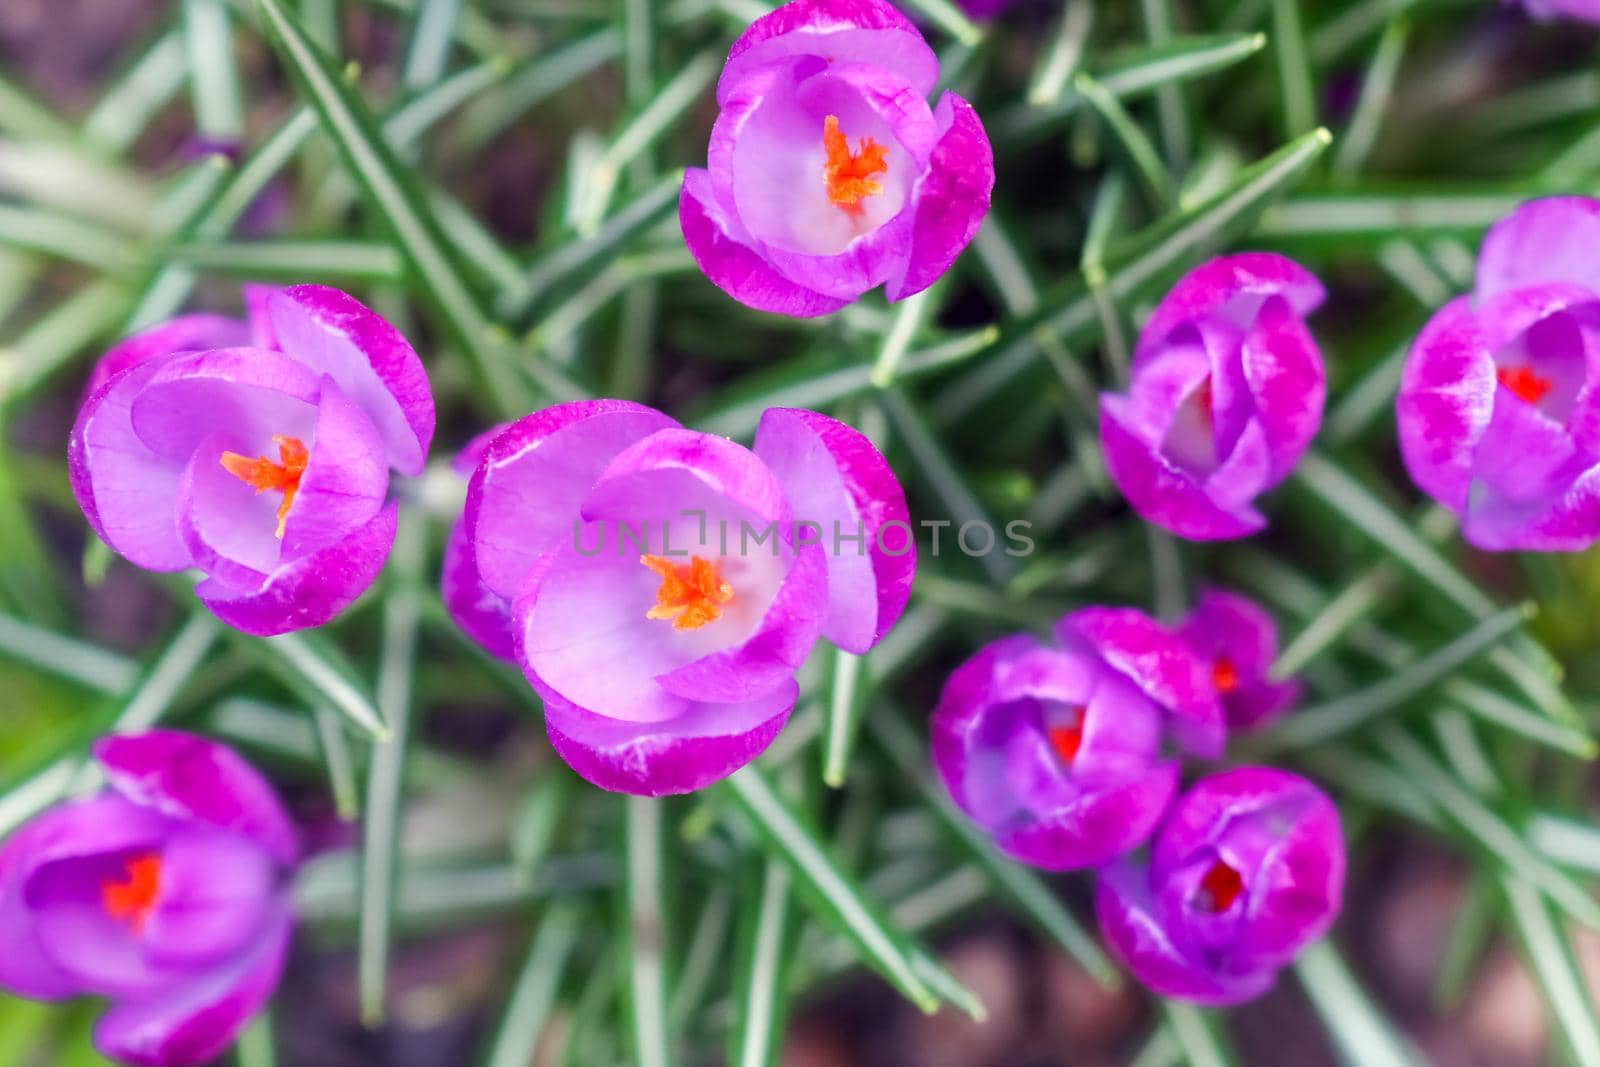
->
[1177, 588, 1300, 732]
[441, 424, 516, 662]
[460, 401, 914, 794]
[679, 0, 995, 317]
[69, 285, 434, 636]
[0, 731, 298, 1066]
[1100, 253, 1327, 541]
[1096, 767, 1344, 1004]
[930, 608, 1225, 871]
[1518, 0, 1600, 23]
[1397, 197, 1600, 551]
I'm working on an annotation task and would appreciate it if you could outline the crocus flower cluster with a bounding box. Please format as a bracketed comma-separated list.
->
[680, 0, 995, 317]
[932, 591, 1341, 1003]
[1397, 196, 1600, 551]
[448, 400, 914, 795]
[1100, 253, 1328, 541]
[0, 731, 298, 1065]
[69, 285, 434, 636]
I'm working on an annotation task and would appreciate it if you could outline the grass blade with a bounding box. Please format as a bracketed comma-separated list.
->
[729, 858, 797, 1067]
[1502, 875, 1600, 1067]
[484, 902, 583, 1067]
[1295, 940, 1423, 1067]
[624, 795, 675, 1067]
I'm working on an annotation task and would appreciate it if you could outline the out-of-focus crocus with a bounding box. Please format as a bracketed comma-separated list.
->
[1097, 767, 1344, 1004]
[70, 285, 434, 635]
[930, 608, 1225, 870]
[1100, 253, 1327, 541]
[0, 731, 298, 1066]
[1397, 197, 1600, 551]
[461, 401, 914, 794]
[1177, 588, 1300, 732]
[957, 0, 1015, 18]
[680, 0, 995, 317]
[1518, 0, 1600, 24]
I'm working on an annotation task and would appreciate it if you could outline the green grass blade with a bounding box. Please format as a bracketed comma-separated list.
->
[1332, 17, 1408, 177]
[312, 705, 361, 820]
[1161, 1001, 1240, 1067]
[184, 0, 246, 140]
[169, 238, 405, 281]
[83, 30, 188, 155]
[0, 611, 138, 694]
[1502, 875, 1600, 1067]
[484, 902, 583, 1067]
[624, 795, 675, 1067]
[1076, 72, 1176, 207]
[260, 632, 388, 739]
[403, 0, 464, 90]
[1028, 0, 1092, 106]
[821, 647, 867, 788]
[1295, 940, 1423, 1067]
[1270, 0, 1317, 136]
[729, 858, 796, 1067]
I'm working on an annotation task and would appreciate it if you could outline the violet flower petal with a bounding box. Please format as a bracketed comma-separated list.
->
[1476, 196, 1600, 303]
[1396, 296, 1496, 513]
[85, 315, 251, 398]
[718, 0, 939, 105]
[884, 92, 994, 303]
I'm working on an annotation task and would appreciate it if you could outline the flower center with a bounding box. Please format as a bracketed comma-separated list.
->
[221, 434, 309, 539]
[101, 852, 162, 933]
[822, 114, 888, 213]
[641, 554, 734, 631]
[1194, 859, 1245, 914]
[1047, 705, 1087, 766]
[1496, 364, 1552, 405]
[1212, 656, 1239, 694]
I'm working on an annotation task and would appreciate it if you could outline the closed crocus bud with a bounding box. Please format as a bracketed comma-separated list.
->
[0, 731, 298, 1066]
[1397, 197, 1600, 550]
[1096, 767, 1345, 1004]
[1100, 253, 1327, 540]
[1177, 587, 1301, 732]
[69, 285, 435, 636]
[680, 0, 995, 317]
[930, 608, 1224, 871]
[463, 401, 913, 795]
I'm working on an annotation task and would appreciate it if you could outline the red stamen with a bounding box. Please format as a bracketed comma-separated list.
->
[102, 852, 162, 933]
[1195, 859, 1245, 914]
[220, 434, 309, 539]
[641, 554, 735, 630]
[1212, 657, 1239, 694]
[822, 115, 889, 213]
[1497, 365, 1552, 405]
[1047, 706, 1087, 766]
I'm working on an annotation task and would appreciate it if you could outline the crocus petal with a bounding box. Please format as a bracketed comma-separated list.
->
[1241, 296, 1326, 482]
[997, 761, 1180, 871]
[1396, 297, 1497, 513]
[93, 906, 292, 1067]
[1520, 0, 1600, 20]
[85, 315, 251, 398]
[543, 681, 797, 796]
[1180, 588, 1300, 732]
[1096, 861, 1277, 1005]
[1476, 196, 1600, 303]
[467, 400, 679, 601]
[719, 0, 939, 105]
[442, 517, 516, 662]
[884, 92, 994, 303]
[1135, 252, 1325, 365]
[279, 376, 390, 557]
[1058, 607, 1225, 758]
[680, 168, 851, 317]
[139, 828, 277, 970]
[266, 285, 435, 475]
[68, 356, 191, 571]
[752, 407, 915, 653]
[129, 349, 322, 464]
[0, 803, 119, 1000]
[195, 503, 398, 637]
[1099, 396, 1266, 541]
[94, 731, 300, 869]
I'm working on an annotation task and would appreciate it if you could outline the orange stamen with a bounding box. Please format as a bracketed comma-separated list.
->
[822, 114, 889, 213]
[1497, 365, 1552, 405]
[1195, 376, 1214, 417]
[1212, 657, 1239, 694]
[102, 852, 162, 933]
[1047, 705, 1087, 766]
[641, 554, 735, 631]
[220, 435, 309, 539]
[1195, 859, 1245, 914]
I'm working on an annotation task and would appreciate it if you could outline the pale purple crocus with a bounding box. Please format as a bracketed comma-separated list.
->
[69, 285, 434, 636]
[460, 401, 914, 794]
[1517, 0, 1600, 24]
[680, 0, 995, 317]
[930, 608, 1225, 871]
[1100, 253, 1327, 540]
[1397, 197, 1600, 551]
[0, 731, 298, 1066]
[1097, 767, 1344, 1004]
[1177, 588, 1300, 732]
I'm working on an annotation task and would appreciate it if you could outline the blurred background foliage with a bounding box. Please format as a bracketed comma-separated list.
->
[4, 0, 1600, 1064]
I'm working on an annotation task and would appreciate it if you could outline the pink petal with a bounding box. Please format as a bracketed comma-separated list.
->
[85, 315, 251, 398]
[1476, 196, 1600, 303]
[1135, 253, 1325, 367]
[884, 92, 994, 303]
[1396, 297, 1496, 513]
[1241, 295, 1326, 483]
[996, 761, 1180, 871]
[719, 0, 939, 105]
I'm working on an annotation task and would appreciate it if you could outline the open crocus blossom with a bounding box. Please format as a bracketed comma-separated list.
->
[0, 731, 298, 1066]
[1397, 197, 1600, 550]
[679, 0, 995, 316]
[461, 401, 914, 794]
[930, 608, 1225, 870]
[1177, 588, 1300, 732]
[69, 285, 434, 635]
[1100, 253, 1327, 540]
[1097, 767, 1344, 1004]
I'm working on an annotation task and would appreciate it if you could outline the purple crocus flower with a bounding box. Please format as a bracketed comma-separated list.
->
[441, 424, 517, 662]
[1177, 588, 1301, 732]
[930, 608, 1225, 870]
[69, 285, 434, 636]
[1096, 767, 1345, 1004]
[680, 0, 995, 317]
[1100, 253, 1327, 541]
[1517, 0, 1600, 23]
[0, 731, 298, 1066]
[1397, 197, 1600, 551]
[460, 401, 914, 794]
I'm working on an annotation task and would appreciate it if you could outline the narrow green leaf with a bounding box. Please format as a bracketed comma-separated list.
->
[718, 765, 954, 1016]
[1447, 679, 1596, 759]
[0, 611, 138, 694]
[896, 0, 982, 44]
[235, 1009, 277, 1067]
[1028, 0, 1092, 106]
[453, 29, 622, 153]
[1332, 17, 1408, 177]
[484, 902, 583, 1067]
[1161, 1001, 1240, 1067]
[1270, 0, 1317, 137]
[822, 648, 867, 788]
[1076, 73, 1176, 207]
[670, 887, 735, 1025]
[403, 0, 464, 90]
[1502, 875, 1600, 1067]
[729, 858, 797, 1067]
[1433, 874, 1494, 1008]
[312, 706, 361, 820]
[358, 509, 424, 1025]
[184, 0, 245, 139]
[260, 633, 388, 739]
[1138, 0, 1191, 167]
[1260, 192, 1525, 241]
[1295, 940, 1423, 1067]
[1529, 812, 1600, 876]
[82, 30, 188, 155]
[169, 238, 405, 281]
[511, 774, 571, 886]
[624, 796, 675, 1067]
[114, 613, 222, 734]
[0, 72, 76, 141]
